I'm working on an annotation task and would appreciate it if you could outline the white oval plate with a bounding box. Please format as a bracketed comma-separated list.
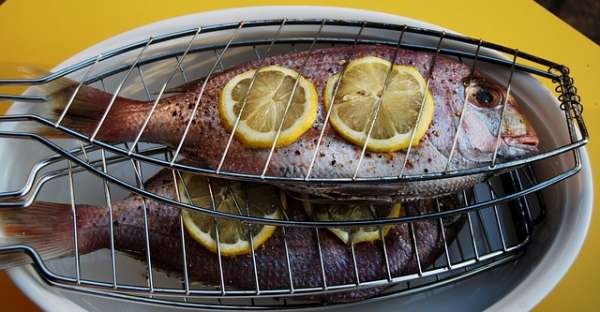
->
[2, 6, 592, 312]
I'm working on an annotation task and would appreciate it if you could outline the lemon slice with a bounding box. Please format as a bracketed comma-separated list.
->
[303, 199, 403, 245]
[178, 173, 282, 256]
[324, 56, 435, 152]
[219, 65, 318, 148]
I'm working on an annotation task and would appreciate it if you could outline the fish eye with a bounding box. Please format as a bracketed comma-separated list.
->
[475, 89, 493, 105]
[466, 80, 503, 109]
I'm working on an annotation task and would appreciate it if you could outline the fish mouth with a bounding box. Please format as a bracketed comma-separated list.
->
[497, 134, 539, 161]
[503, 135, 539, 152]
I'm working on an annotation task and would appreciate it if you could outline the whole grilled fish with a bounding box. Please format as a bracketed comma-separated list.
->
[0, 169, 463, 303]
[36, 45, 538, 201]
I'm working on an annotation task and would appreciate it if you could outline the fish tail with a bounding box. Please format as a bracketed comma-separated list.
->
[20, 66, 145, 140]
[0, 202, 74, 270]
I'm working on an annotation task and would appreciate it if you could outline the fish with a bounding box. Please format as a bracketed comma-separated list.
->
[0, 169, 464, 303]
[32, 45, 539, 202]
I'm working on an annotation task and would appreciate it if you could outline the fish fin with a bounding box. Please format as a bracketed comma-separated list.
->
[19, 66, 144, 139]
[0, 202, 73, 270]
[148, 81, 197, 96]
[164, 79, 199, 94]
[153, 86, 188, 96]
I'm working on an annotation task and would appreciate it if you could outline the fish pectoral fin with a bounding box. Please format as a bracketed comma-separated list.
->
[152, 86, 188, 96]
[156, 80, 200, 96]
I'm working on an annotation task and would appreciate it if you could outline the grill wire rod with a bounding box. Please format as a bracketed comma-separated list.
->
[0, 18, 588, 309]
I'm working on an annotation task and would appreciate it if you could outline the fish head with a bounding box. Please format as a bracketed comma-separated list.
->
[460, 77, 539, 163]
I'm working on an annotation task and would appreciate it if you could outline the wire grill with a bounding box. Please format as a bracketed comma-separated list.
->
[0, 144, 540, 309]
[0, 19, 588, 185]
[0, 18, 587, 309]
[0, 19, 587, 223]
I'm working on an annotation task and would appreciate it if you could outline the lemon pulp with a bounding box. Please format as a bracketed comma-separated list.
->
[179, 173, 282, 256]
[219, 65, 318, 148]
[324, 56, 434, 152]
[303, 199, 403, 245]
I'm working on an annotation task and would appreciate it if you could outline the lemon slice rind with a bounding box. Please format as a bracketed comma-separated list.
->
[303, 200, 403, 245]
[219, 65, 318, 148]
[324, 56, 434, 153]
[181, 208, 279, 257]
[179, 174, 281, 256]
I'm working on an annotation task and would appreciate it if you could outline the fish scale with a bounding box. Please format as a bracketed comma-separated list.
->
[34, 169, 462, 302]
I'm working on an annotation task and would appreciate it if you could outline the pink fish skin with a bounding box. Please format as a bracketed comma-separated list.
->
[39, 45, 538, 201]
[0, 169, 464, 303]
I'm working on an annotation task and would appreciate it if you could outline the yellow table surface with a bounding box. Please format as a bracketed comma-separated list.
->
[0, 0, 598, 311]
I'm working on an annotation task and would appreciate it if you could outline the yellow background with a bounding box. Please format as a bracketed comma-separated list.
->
[0, 0, 598, 310]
